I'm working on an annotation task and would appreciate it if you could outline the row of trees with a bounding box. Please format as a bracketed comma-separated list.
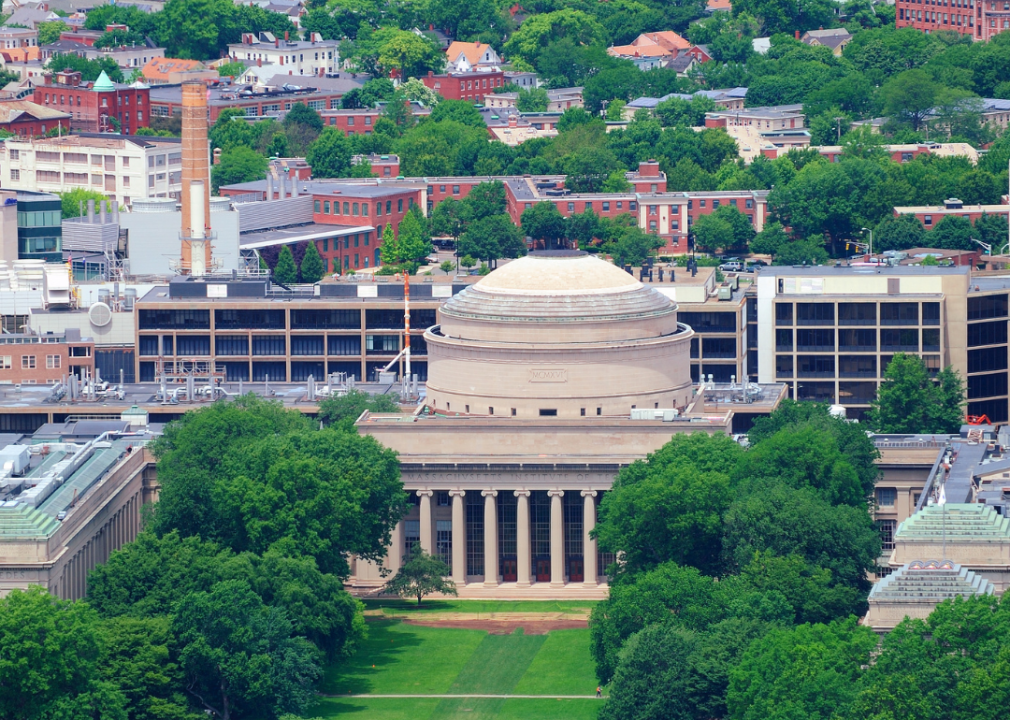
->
[0, 395, 411, 719]
[593, 354, 967, 718]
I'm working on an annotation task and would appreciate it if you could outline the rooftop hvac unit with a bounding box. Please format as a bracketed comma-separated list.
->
[89, 302, 113, 328]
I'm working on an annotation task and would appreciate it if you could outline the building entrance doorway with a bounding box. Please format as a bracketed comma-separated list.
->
[535, 556, 551, 582]
[501, 556, 517, 582]
[568, 556, 583, 582]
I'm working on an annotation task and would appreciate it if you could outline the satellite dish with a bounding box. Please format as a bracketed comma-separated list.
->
[89, 302, 112, 328]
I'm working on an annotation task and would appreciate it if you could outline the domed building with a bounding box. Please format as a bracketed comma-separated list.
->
[424, 251, 695, 417]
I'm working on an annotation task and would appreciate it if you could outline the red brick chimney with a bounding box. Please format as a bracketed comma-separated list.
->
[284, 31, 289, 42]
[795, 30, 800, 39]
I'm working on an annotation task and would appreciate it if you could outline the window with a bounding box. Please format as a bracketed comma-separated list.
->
[878, 519, 897, 550]
[398, 199, 403, 212]
[352, 202, 359, 216]
[45, 354, 60, 369]
[376, 202, 383, 216]
[9, 169, 18, 181]
[452, 185, 459, 195]
[314, 200, 320, 212]
[21, 355, 35, 369]
[876, 487, 897, 506]
[602, 202, 610, 211]
[0, 356, 9, 369]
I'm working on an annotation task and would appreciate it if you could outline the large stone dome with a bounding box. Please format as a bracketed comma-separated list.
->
[424, 252, 695, 418]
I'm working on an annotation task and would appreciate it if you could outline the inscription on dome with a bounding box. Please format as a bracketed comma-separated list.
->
[529, 368, 567, 383]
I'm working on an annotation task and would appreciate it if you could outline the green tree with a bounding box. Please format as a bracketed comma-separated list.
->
[299, 241, 325, 283]
[46, 53, 124, 83]
[429, 99, 485, 127]
[692, 213, 735, 254]
[458, 214, 526, 268]
[147, 396, 406, 578]
[516, 87, 549, 112]
[928, 214, 974, 250]
[306, 127, 352, 177]
[38, 20, 70, 45]
[99, 616, 202, 720]
[874, 213, 927, 252]
[599, 624, 700, 720]
[317, 388, 400, 430]
[503, 9, 608, 67]
[428, 0, 501, 41]
[0, 586, 126, 720]
[172, 580, 321, 720]
[727, 618, 878, 720]
[460, 181, 508, 223]
[382, 209, 431, 269]
[521, 202, 568, 250]
[595, 433, 745, 577]
[212, 146, 268, 192]
[772, 236, 830, 266]
[882, 69, 941, 132]
[376, 29, 442, 78]
[210, 108, 254, 152]
[217, 61, 246, 77]
[606, 225, 664, 267]
[94, 28, 146, 49]
[58, 188, 110, 219]
[430, 198, 465, 243]
[398, 77, 441, 107]
[440, 260, 455, 275]
[383, 544, 458, 606]
[749, 221, 789, 256]
[273, 245, 298, 284]
[868, 353, 966, 433]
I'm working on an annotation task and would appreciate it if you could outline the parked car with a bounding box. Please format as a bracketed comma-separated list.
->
[719, 261, 744, 272]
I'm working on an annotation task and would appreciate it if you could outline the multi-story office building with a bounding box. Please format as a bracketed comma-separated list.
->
[133, 276, 468, 384]
[754, 265, 1010, 423]
[895, 0, 997, 40]
[2, 134, 184, 207]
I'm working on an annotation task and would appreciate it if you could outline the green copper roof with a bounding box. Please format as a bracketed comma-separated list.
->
[869, 560, 995, 602]
[0, 503, 62, 539]
[895, 503, 1010, 542]
[93, 71, 115, 92]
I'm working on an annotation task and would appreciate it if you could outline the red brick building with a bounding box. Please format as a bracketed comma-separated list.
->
[0, 100, 71, 137]
[311, 184, 423, 271]
[35, 70, 150, 135]
[895, 0, 1006, 40]
[421, 70, 505, 103]
[0, 331, 95, 385]
[320, 108, 380, 134]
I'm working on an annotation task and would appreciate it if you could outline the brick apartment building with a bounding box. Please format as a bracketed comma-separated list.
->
[0, 330, 95, 385]
[34, 70, 150, 134]
[421, 70, 505, 103]
[896, 0, 1008, 40]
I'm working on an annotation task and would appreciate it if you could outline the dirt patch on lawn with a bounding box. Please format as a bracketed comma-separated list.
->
[402, 617, 588, 634]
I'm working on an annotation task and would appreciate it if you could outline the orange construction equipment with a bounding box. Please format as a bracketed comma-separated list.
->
[966, 414, 991, 425]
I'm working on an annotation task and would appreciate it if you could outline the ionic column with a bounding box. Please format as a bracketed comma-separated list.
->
[417, 490, 434, 554]
[482, 490, 498, 587]
[388, 519, 403, 574]
[514, 490, 531, 587]
[582, 490, 598, 588]
[449, 490, 466, 585]
[548, 490, 565, 587]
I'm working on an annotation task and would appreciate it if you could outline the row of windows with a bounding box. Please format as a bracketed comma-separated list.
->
[139, 308, 437, 331]
[0, 354, 59, 369]
[775, 302, 940, 325]
[138, 334, 425, 357]
[686, 197, 755, 210]
[775, 328, 940, 352]
[900, 8, 975, 24]
[314, 198, 409, 217]
[776, 354, 942, 378]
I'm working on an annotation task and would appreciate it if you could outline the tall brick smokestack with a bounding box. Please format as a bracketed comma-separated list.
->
[181, 81, 212, 275]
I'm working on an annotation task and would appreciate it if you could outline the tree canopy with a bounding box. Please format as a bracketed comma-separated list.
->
[868, 353, 966, 432]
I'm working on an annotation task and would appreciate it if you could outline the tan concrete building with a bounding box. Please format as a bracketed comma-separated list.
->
[425, 253, 695, 418]
[351, 252, 786, 598]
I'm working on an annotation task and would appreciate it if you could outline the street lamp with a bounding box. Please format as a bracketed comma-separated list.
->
[860, 227, 873, 258]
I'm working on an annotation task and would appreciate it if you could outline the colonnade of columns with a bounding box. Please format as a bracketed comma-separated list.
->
[58, 490, 141, 601]
[394, 488, 601, 589]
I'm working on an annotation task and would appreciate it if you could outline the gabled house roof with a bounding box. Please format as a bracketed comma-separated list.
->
[608, 30, 691, 59]
[142, 57, 205, 82]
[446, 41, 495, 66]
[801, 28, 852, 50]
[0, 99, 72, 124]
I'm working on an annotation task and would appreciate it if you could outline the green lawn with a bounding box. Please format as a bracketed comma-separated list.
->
[362, 598, 597, 616]
[515, 629, 598, 696]
[319, 620, 485, 695]
[315, 620, 602, 720]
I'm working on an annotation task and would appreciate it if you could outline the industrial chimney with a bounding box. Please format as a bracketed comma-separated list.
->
[180, 80, 212, 276]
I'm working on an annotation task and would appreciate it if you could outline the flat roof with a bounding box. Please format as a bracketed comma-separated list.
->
[759, 265, 970, 276]
[240, 222, 372, 249]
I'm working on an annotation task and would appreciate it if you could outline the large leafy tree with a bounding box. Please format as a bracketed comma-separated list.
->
[458, 214, 526, 268]
[172, 580, 321, 720]
[504, 9, 608, 67]
[0, 586, 126, 720]
[46, 53, 124, 83]
[596, 433, 745, 577]
[868, 353, 966, 433]
[318, 388, 400, 429]
[306, 128, 353, 178]
[605, 225, 664, 267]
[147, 396, 407, 578]
[521, 202, 568, 249]
[211, 147, 268, 193]
[727, 618, 878, 720]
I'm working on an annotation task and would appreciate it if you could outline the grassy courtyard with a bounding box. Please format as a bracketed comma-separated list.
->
[314, 613, 602, 720]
